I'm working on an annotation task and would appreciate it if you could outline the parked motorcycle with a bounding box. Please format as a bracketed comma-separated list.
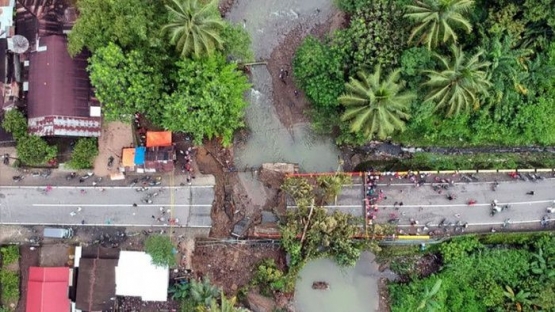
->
[2, 153, 9, 165]
[12, 175, 23, 182]
[66, 172, 77, 180]
[107, 156, 114, 168]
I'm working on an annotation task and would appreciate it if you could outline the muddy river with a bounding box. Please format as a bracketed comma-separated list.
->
[227, 0, 340, 173]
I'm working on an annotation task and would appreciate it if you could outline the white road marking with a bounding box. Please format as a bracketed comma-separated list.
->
[398, 219, 548, 227]
[380, 200, 555, 208]
[32, 204, 212, 207]
[0, 185, 214, 189]
[0, 221, 212, 227]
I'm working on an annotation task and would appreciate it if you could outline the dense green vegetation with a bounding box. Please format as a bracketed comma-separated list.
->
[0, 247, 19, 267]
[170, 278, 248, 311]
[295, 0, 555, 147]
[355, 152, 555, 171]
[144, 235, 176, 267]
[267, 177, 394, 297]
[67, 138, 99, 169]
[71, 0, 252, 146]
[0, 245, 19, 310]
[389, 234, 555, 311]
[1, 109, 57, 166]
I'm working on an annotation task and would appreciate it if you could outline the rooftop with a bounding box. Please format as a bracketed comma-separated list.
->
[115, 251, 169, 302]
[27, 35, 101, 137]
[26, 266, 70, 312]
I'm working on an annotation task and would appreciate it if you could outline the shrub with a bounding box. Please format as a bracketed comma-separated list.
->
[252, 259, 287, 296]
[67, 138, 99, 169]
[439, 236, 483, 263]
[144, 235, 176, 267]
[16, 135, 57, 166]
[1, 109, 27, 141]
[0, 246, 19, 266]
[0, 270, 19, 301]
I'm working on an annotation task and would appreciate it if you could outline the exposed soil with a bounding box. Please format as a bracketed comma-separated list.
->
[194, 138, 232, 238]
[268, 10, 346, 129]
[16, 246, 40, 312]
[378, 278, 392, 312]
[93, 121, 133, 177]
[191, 242, 285, 295]
[218, 0, 235, 17]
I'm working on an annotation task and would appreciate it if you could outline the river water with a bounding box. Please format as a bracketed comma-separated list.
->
[227, 0, 340, 173]
[294, 252, 384, 312]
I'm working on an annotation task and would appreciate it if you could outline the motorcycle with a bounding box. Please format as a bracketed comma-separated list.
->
[2, 153, 9, 165]
[107, 156, 114, 168]
[66, 172, 77, 180]
[12, 175, 23, 182]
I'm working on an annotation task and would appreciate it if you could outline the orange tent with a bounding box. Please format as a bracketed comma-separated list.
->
[146, 131, 172, 147]
[122, 148, 135, 167]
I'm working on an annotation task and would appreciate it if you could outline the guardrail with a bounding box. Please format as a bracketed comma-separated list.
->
[285, 168, 555, 178]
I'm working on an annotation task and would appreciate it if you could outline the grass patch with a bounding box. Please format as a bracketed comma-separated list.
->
[0, 270, 19, 302]
[0, 247, 19, 266]
[376, 245, 420, 262]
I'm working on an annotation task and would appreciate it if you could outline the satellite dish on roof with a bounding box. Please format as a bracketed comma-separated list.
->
[9, 35, 29, 54]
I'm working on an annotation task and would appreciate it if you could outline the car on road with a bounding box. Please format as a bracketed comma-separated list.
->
[43, 227, 73, 239]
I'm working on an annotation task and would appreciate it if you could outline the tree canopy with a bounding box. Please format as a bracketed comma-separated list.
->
[71, 0, 252, 145]
[68, 0, 166, 55]
[1, 109, 27, 141]
[405, 0, 474, 50]
[160, 55, 250, 146]
[340, 67, 415, 140]
[163, 0, 226, 58]
[423, 45, 491, 117]
[88, 43, 167, 122]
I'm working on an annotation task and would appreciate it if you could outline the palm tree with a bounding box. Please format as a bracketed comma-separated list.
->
[189, 277, 221, 307]
[405, 0, 474, 50]
[339, 66, 416, 141]
[423, 45, 491, 117]
[162, 0, 226, 58]
[503, 285, 532, 312]
[484, 35, 532, 106]
[417, 279, 443, 311]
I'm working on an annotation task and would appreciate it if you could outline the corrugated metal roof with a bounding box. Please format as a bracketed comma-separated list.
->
[28, 115, 101, 137]
[26, 266, 71, 312]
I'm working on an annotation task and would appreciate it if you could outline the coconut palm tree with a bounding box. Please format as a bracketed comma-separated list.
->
[405, 0, 474, 50]
[339, 66, 416, 141]
[422, 45, 491, 117]
[162, 0, 226, 58]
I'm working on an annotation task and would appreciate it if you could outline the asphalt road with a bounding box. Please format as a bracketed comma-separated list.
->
[0, 186, 214, 227]
[288, 176, 555, 232]
[377, 179, 555, 231]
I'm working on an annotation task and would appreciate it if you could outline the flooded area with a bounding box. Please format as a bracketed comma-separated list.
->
[227, 0, 340, 173]
[294, 252, 384, 312]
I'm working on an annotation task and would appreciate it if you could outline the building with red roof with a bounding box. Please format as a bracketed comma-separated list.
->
[26, 266, 70, 312]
